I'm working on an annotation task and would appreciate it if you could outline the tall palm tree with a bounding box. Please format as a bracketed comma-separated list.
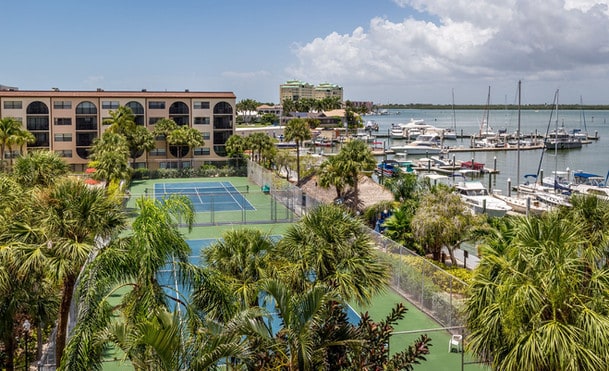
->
[166, 126, 204, 169]
[465, 211, 609, 370]
[278, 204, 389, 306]
[0, 117, 34, 170]
[283, 118, 311, 184]
[89, 132, 131, 185]
[60, 194, 194, 370]
[334, 140, 377, 210]
[318, 155, 346, 199]
[40, 178, 126, 366]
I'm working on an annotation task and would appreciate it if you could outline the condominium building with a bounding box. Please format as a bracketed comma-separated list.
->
[279, 80, 314, 102]
[313, 82, 343, 100]
[0, 88, 236, 171]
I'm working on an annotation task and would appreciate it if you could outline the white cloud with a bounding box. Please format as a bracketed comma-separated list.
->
[288, 0, 609, 103]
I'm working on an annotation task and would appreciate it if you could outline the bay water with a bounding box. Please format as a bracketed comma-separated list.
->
[363, 108, 609, 193]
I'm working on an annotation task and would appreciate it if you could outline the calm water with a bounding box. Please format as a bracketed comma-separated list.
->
[363, 108, 609, 193]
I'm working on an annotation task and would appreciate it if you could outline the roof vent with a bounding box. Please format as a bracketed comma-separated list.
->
[141, 89, 147, 92]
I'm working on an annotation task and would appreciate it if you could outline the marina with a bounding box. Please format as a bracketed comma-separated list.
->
[302, 108, 609, 197]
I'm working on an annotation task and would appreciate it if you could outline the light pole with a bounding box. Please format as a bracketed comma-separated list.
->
[23, 320, 30, 371]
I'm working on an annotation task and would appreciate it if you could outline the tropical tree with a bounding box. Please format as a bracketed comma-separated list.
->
[283, 118, 311, 183]
[38, 178, 126, 367]
[125, 125, 156, 167]
[246, 132, 273, 164]
[411, 185, 486, 263]
[333, 139, 377, 211]
[281, 98, 296, 115]
[60, 194, 194, 370]
[384, 172, 420, 202]
[278, 203, 389, 306]
[12, 150, 70, 188]
[0, 117, 34, 170]
[88, 132, 131, 185]
[318, 155, 346, 200]
[236, 98, 260, 123]
[167, 126, 204, 169]
[382, 203, 419, 252]
[465, 212, 609, 370]
[199, 229, 279, 315]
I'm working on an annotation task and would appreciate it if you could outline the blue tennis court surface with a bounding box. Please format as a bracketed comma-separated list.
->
[159, 239, 361, 329]
[154, 181, 254, 212]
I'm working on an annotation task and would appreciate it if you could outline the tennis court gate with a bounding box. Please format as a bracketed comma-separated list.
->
[247, 160, 323, 218]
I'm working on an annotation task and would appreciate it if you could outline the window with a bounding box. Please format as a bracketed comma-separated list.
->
[194, 101, 210, 109]
[75, 101, 97, 115]
[76, 116, 97, 130]
[194, 117, 210, 125]
[148, 101, 165, 109]
[3, 101, 22, 109]
[55, 150, 73, 158]
[54, 133, 72, 142]
[53, 101, 72, 109]
[27, 101, 49, 114]
[149, 148, 166, 156]
[54, 118, 72, 126]
[125, 101, 144, 114]
[32, 133, 49, 147]
[194, 147, 211, 156]
[102, 101, 119, 109]
[76, 132, 97, 146]
[27, 117, 49, 131]
[202, 132, 210, 140]
[149, 117, 163, 125]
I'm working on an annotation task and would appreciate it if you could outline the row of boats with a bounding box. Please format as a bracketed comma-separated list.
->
[376, 154, 609, 218]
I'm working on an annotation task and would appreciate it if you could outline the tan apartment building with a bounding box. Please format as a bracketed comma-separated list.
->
[0, 88, 236, 171]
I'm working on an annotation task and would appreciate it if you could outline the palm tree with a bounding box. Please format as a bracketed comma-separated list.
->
[11, 150, 70, 188]
[318, 155, 346, 200]
[126, 125, 156, 167]
[465, 211, 609, 370]
[88, 132, 131, 185]
[283, 118, 311, 184]
[333, 140, 377, 210]
[60, 194, 194, 370]
[200, 229, 279, 313]
[0, 117, 34, 170]
[246, 132, 273, 164]
[40, 177, 126, 366]
[278, 203, 389, 306]
[167, 126, 204, 169]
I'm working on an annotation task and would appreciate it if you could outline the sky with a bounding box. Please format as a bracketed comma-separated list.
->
[3, 0, 609, 105]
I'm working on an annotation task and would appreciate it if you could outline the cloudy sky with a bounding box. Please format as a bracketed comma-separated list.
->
[3, 0, 609, 105]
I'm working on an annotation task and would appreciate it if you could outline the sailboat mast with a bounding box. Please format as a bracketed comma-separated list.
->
[517, 80, 521, 194]
[451, 88, 456, 132]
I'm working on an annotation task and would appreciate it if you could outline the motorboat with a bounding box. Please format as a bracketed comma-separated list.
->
[390, 134, 446, 155]
[455, 181, 512, 217]
[492, 191, 551, 216]
[390, 124, 405, 139]
[544, 127, 583, 150]
[570, 171, 609, 200]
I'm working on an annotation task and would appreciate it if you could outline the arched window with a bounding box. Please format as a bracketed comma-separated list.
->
[26, 102, 50, 148]
[75, 101, 97, 115]
[169, 101, 189, 126]
[75, 101, 98, 159]
[212, 101, 234, 157]
[126, 101, 145, 125]
[26, 101, 49, 114]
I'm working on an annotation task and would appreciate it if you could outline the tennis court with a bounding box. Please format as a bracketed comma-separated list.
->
[154, 181, 255, 212]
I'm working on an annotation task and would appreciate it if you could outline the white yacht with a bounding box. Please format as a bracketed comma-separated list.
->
[455, 181, 512, 217]
[390, 134, 446, 155]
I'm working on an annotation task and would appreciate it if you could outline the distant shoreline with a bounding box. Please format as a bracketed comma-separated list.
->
[375, 104, 608, 110]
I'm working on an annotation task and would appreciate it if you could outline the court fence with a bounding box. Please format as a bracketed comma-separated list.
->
[247, 160, 468, 330]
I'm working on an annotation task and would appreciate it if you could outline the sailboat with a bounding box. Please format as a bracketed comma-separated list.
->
[517, 88, 572, 208]
[442, 89, 458, 140]
[493, 81, 551, 216]
[543, 94, 582, 150]
[478, 86, 496, 138]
